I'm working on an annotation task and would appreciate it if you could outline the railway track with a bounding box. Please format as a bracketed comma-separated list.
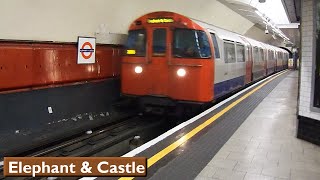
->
[0, 114, 169, 180]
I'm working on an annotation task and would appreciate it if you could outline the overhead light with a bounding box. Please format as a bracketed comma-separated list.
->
[259, 0, 266, 3]
[265, 24, 269, 34]
[255, 9, 290, 41]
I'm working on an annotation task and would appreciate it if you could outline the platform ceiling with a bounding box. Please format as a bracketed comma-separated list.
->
[218, 0, 301, 48]
[1, 0, 300, 48]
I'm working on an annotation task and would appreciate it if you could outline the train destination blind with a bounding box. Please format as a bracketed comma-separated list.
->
[147, 18, 174, 24]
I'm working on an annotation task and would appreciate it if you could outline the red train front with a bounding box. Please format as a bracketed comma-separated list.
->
[121, 11, 215, 111]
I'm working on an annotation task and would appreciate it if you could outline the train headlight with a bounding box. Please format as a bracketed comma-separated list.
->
[134, 66, 143, 74]
[177, 68, 186, 77]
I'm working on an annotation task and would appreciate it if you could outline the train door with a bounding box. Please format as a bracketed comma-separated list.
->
[260, 48, 266, 77]
[239, 36, 252, 83]
[272, 50, 277, 72]
[245, 45, 253, 83]
[264, 49, 268, 75]
[146, 27, 170, 96]
[223, 41, 236, 83]
[274, 50, 277, 72]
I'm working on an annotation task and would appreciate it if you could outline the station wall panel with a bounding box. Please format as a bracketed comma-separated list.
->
[0, 42, 122, 92]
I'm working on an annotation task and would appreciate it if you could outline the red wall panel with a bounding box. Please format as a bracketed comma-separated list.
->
[0, 42, 122, 92]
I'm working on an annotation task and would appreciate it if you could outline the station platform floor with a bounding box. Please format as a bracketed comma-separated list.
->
[93, 70, 320, 180]
[195, 71, 320, 180]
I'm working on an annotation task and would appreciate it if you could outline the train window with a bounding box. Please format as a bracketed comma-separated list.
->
[253, 47, 260, 62]
[172, 29, 211, 58]
[260, 48, 264, 61]
[245, 47, 249, 62]
[272, 50, 275, 60]
[125, 29, 146, 56]
[197, 31, 212, 58]
[270, 50, 275, 60]
[152, 29, 166, 56]
[210, 33, 220, 58]
[224, 42, 236, 63]
[274, 51, 276, 60]
[236, 44, 245, 62]
[272, 51, 275, 60]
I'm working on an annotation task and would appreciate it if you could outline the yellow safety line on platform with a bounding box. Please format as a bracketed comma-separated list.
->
[119, 70, 288, 180]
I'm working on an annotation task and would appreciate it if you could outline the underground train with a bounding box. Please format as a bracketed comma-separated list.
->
[121, 11, 289, 114]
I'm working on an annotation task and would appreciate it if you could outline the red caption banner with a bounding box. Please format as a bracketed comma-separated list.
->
[3, 157, 147, 177]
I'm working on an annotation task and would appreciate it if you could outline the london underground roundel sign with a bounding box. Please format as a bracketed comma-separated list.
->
[77, 37, 96, 64]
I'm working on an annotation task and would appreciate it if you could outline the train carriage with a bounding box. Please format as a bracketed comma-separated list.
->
[283, 49, 289, 69]
[121, 11, 289, 113]
[197, 22, 248, 98]
[276, 49, 283, 71]
[244, 38, 267, 81]
[265, 44, 277, 75]
[122, 11, 214, 104]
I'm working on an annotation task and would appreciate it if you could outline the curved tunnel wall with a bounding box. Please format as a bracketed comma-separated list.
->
[0, 0, 254, 43]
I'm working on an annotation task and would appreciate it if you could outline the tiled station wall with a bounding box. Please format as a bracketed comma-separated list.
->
[298, 0, 320, 120]
[297, 0, 320, 145]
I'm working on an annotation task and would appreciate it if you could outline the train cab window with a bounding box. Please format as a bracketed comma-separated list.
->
[210, 33, 220, 58]
[236, 44, 245, 62]
[152, 29, 166, 56]
[224, 42, 236, 63]
[173, 29, 211, 58]
[197, 31, 212, 58]
[125, 29, 146, 56]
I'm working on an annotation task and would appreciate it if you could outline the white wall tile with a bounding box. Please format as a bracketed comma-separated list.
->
[298, 0, 320, 120]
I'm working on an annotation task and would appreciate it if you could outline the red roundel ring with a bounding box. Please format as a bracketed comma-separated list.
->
[81, 42, 93, 59]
